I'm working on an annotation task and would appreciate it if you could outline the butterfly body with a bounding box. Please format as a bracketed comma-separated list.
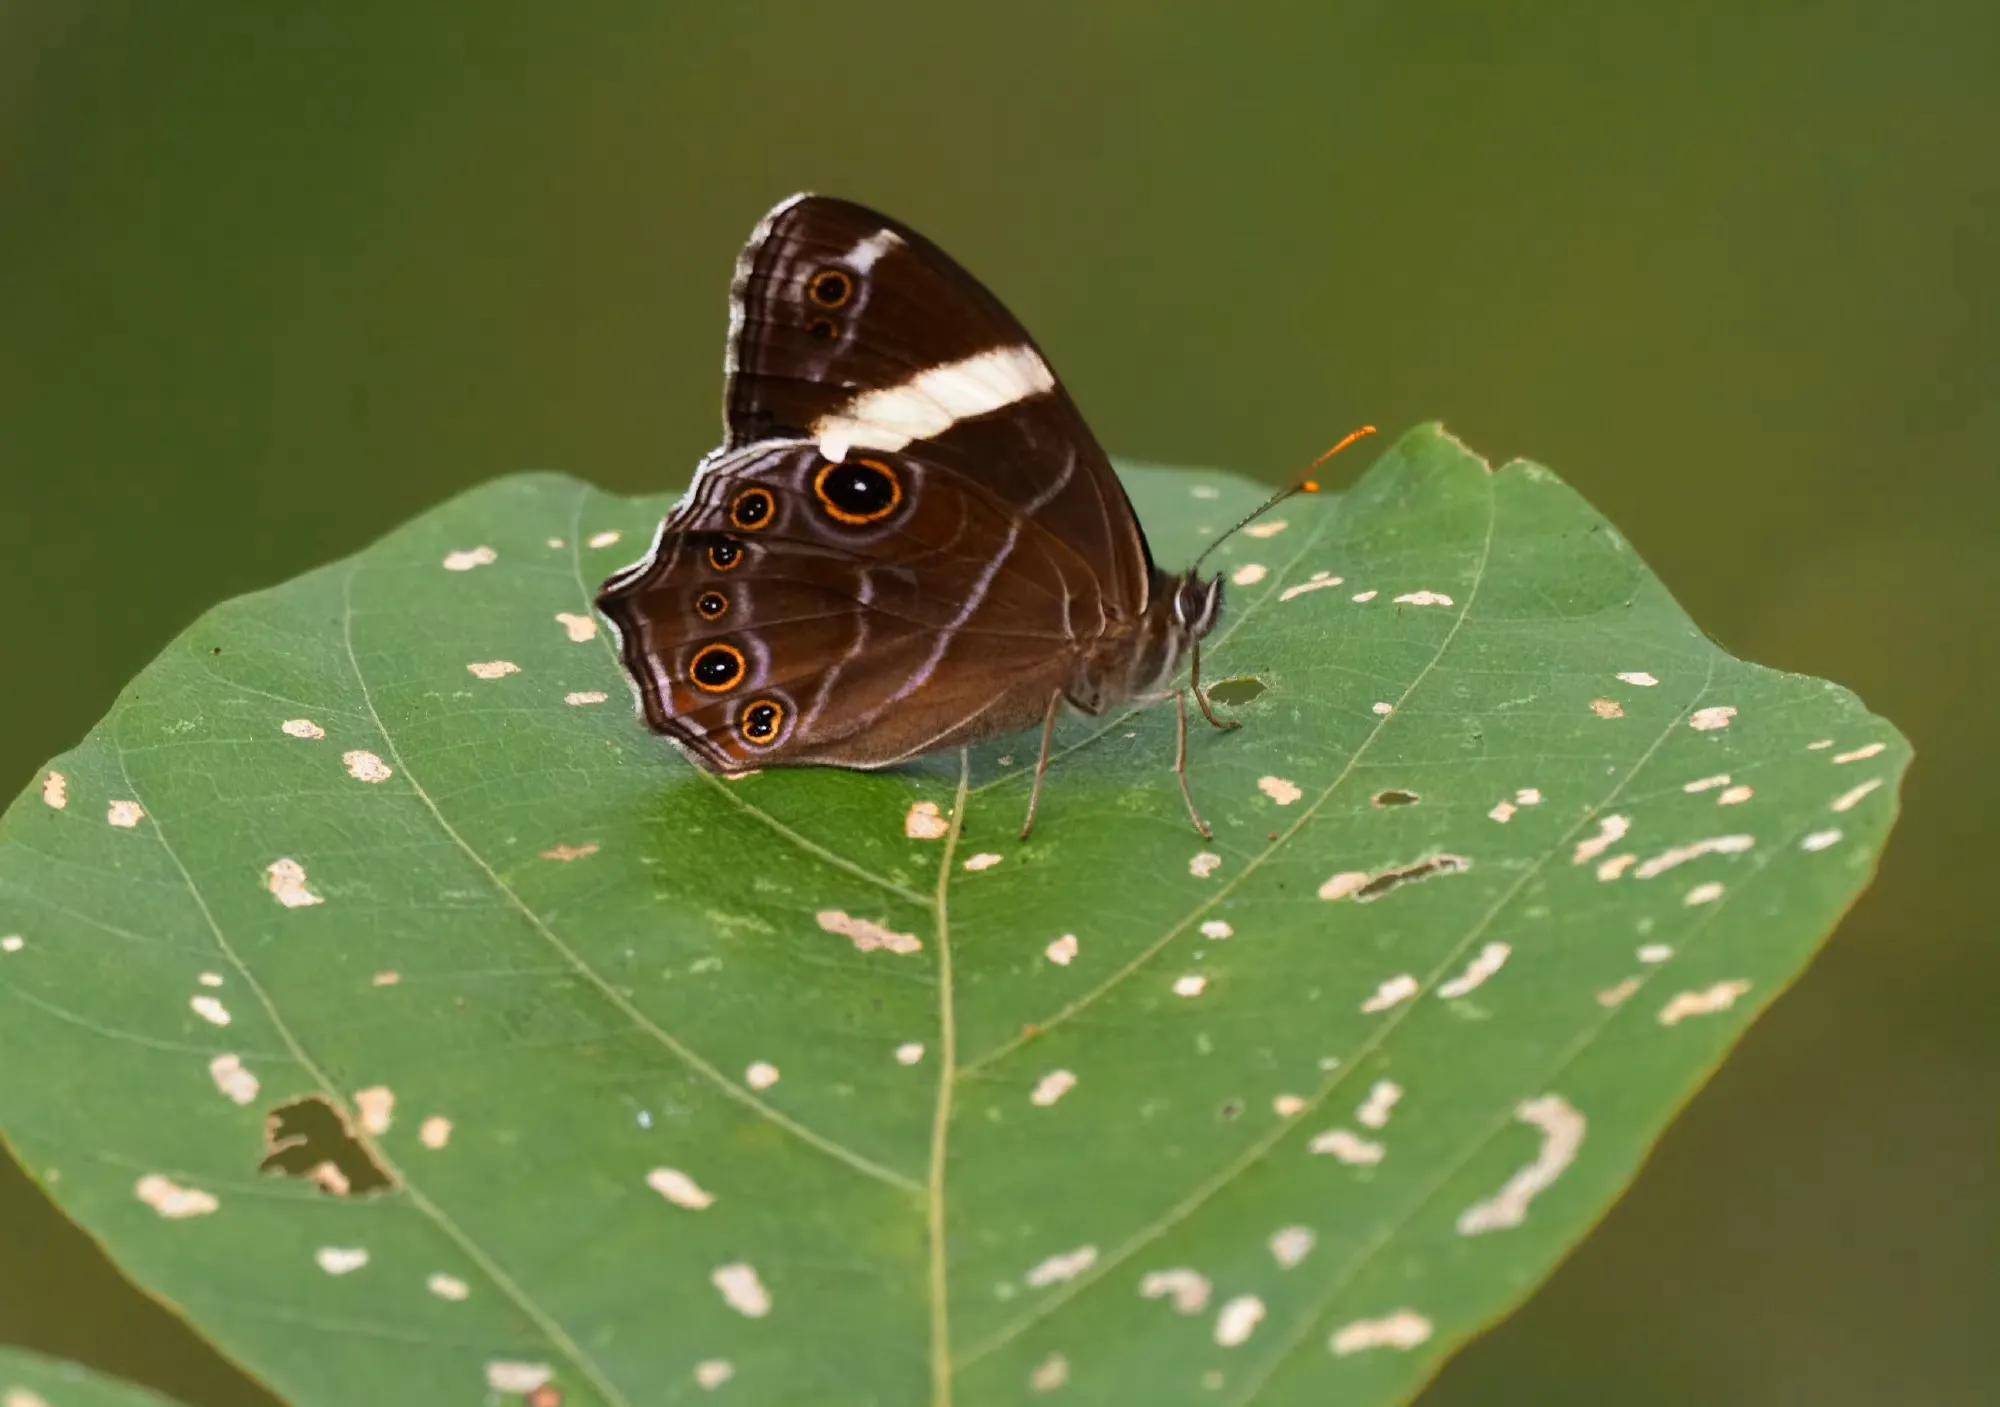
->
[598, 194, 1236, 827]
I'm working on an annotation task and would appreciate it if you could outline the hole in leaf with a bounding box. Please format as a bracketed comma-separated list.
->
[1355, 853, 1470, 903]
[259, 1095, 396, 1197]
[1373, 789, 1421, 807]
[1205, 675, 1266, 706]
[1218, 1097, 1245, 1122]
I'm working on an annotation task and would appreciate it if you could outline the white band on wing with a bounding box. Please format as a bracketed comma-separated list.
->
[813, 345, 1055, 461]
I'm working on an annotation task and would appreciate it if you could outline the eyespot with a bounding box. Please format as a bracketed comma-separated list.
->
[807, 268, 854, 309]
[689, 642, 746, 693]
[806, 316, 839, 342]
[695, 590, 728, 621]
[740, 697, 786, 746]
[728, 486, 775, 531]
[706, 538, 745, 572]
[813, 458, 903, 525]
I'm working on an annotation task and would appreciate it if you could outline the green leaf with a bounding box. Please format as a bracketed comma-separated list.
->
[0, 1349, 189, 1407]
[0, 426, 1905, 1406]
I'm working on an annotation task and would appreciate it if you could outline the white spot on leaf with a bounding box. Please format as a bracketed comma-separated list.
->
[41, 772, 69, 809]
[1025, 1244, 1096, 1287]
[816, 909, 921, 955]
[1684, 881, 1725, 906]
[1031, 1069, 1077, 1107]
[466, 660, 520, 680]
[1457, 1094, 1586, 1235]
[963, 852, 1003, 872]
[264, 857, 324, 908]
[711, 1261, 771, 1317]
[1683, 773, 1731, 793]
[1572, 814, 1631, 865]
[486, 1361, 553, 1394]
[1802, 828, 1843, 852]
[695, 1360, 735, 1391]
[1832, 778, 1883, 812]
[554, 611, 598, 643]
[280, 718, 325, 740]
[1231, 563, 1268, 586]
[315, 1246, 368, 1276]
[208, 1054, 258, 1105]
[1356, 1079, 1403, 1128]
[904, 800, 949, 840]
[1717, 785, 1754, 806]
[1139, 1267, 1212, 1314]
[1392, 590, 1454, 607]
[1189, 851, 1221, 879]
[1596, 854, 1636, 881]
[1689, 705, 1737, 731]
[427, 1272, 469, 1301]
[1269, 1224, 1316, 1268]
[895, 1041, 926, 1066]
[420, 1116, 452, 1149]
[587, 530, 622, 549]
[1172, 974, 1208, 998]
[1044, 933, 1079, 966]
[647, 1166, 715, 1211]
[1439, 942, 1510, 999]
[342, 750, 392, 783]
[565, 691, 608, 706]
[1834, 741, 1886, 764]
[1659, 980, 1752, 1025]
[1615, 671, 1659, 687]
[189, 995, 230, 1027]
[1200, 919, 1233, 940]
[1487, 800, 1516, 823]
[1633, 834, 1753, 879]
[355, 1085, 394, 1136]
[1244, 519, 1288, 538]
[135, 1174, 217, 1219]
[1279, 572, 1345, 602]
[1272, 1093, 1306, 1117]
[1637, 943, 1674, 964]
[1351, 589, 1378, 602]
[539, 842, 598, 862]
[1214, 1294, 1266, 1347]
[1309, 1128, 1384, 1164]
[1029, 1353, 1069, 1393]
[1597, 977, 1641, 1008]
[1331, 1310, 1433, 1355]
[1257, 775, 1302, 805]
[1317, 871, 1369, 901]
[106, 800, 145, 828]
[0, 935, 20, 955]
[745, 1061, 780, 1091]
[1589, 697, 1625, 719]
[442, 546, 496, 571]
[1371, 701, 1393, 716]
[1361, 974, 1418, 1013]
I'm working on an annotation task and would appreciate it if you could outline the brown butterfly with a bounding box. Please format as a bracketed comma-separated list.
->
[597, 194, 1362, 837]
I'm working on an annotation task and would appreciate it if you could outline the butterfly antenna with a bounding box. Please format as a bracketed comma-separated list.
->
[1190, 424, 1377, 575]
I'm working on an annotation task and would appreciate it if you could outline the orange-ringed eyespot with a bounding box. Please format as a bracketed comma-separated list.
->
[807, 268, 854, 309]
[728, 486, 775, 531]
[706, 538, 744, 572]
[695, 590, 728, 620]
[689, 642, 745, 693]
[813, 457, 902, 525]
[741, 697, 785, 745]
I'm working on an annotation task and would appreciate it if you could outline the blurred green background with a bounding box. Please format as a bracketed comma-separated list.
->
[1, 2, 1992, 1403]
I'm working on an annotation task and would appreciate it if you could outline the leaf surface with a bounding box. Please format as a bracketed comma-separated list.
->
[0, 1350, 190, 1407]
[0, 426, 1907, 1405]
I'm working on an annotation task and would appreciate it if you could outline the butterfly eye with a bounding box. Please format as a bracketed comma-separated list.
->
[689, 642, 746, 693]
[695, 591, 728, 620]
[807, 268, 854, 309]
[740, 697, 786, 745]
[728, 487, 775, 531]
[813, 458, 903, 526]
[706, 538, 745, 572]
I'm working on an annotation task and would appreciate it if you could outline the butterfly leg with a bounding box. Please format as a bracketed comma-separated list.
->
[1018, 689, 1063, 840]
[1190, 639, 1241, 732]
[1175, 689, 1215, 839]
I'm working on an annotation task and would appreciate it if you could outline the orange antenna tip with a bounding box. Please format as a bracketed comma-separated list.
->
[1302, 480, 1321, 494]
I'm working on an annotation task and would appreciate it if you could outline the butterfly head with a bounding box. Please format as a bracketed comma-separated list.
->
[1170, 572, 1225, 642]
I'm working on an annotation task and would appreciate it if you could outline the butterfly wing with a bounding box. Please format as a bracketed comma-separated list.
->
[722, 193, 1156, 617]
[597, 440, 1106, 773]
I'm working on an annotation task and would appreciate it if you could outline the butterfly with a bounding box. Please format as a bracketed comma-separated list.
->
[597, 194, 1367, 837]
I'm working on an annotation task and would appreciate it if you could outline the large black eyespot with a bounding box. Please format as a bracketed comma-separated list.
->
[706, 538, 744, 572]
[813, 458, 903, 525]
[740, 697, 786, 745]
[807, 268, 854, 309]
[695, 590, 728, 621]
[690, 642, 745, 693]
[728, 486, 775, 531]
